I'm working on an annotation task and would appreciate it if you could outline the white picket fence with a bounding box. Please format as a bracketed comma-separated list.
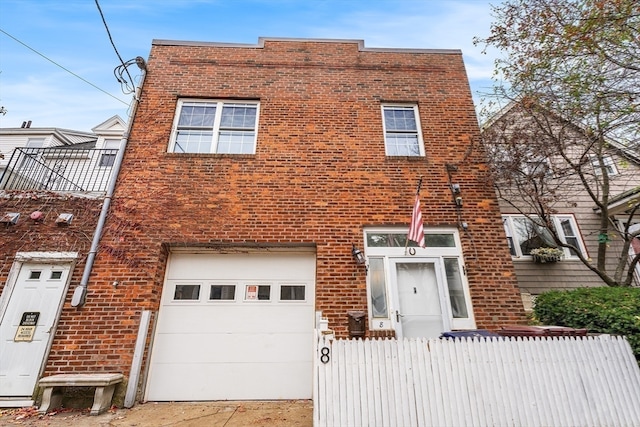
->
[313, 334, 640, 427]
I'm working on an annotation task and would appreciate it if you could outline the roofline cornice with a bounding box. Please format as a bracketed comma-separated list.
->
[152, 37, 461, 55]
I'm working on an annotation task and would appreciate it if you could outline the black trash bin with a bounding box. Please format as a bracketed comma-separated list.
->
[347, 311, 366, 338]
[440, 329, 501, 339]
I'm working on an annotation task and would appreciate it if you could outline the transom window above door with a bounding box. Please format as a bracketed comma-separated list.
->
[169, 100, 259, 154]
[381, 104, 425, 156]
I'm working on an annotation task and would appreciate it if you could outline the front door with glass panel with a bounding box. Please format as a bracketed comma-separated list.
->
[391, 258, 450, 339]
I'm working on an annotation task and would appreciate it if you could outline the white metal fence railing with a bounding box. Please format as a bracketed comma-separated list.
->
[313, 334, 640, 427]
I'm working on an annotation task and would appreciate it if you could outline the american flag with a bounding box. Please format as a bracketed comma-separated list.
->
[408, 194, 425, 248]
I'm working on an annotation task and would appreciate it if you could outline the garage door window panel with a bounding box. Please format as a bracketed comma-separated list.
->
[280, 285, 306, 301]
[209, 284, 236, 301]
[245, 284, 271, 301]
[174, 284, 201, 300]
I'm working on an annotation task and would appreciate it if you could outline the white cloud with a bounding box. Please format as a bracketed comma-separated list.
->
[0, 0, 501, 130]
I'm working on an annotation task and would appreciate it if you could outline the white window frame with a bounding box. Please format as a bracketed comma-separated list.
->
[523, 157, 553, 178]
[99, 139, 120, 167]
[502, 214, 587, 260]
[381, 104, 425, 156]
[590, 154, 618, 176]
[169, 99, 259, 154]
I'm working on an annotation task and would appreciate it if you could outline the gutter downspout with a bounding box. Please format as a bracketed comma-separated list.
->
[71, 67, 146, 307]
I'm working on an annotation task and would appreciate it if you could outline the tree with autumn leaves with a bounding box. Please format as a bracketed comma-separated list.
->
[477, 0, 640, 287]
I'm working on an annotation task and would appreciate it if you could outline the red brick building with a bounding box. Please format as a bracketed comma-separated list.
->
[0, 38, 525, 404]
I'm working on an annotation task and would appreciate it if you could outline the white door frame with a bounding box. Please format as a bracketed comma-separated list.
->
[388, 256, 452, 339]
[0, 252, 76, 402]
[363, 227, 476, 335]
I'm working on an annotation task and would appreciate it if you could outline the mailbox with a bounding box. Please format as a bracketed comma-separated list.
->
[347, 311, 366, 338]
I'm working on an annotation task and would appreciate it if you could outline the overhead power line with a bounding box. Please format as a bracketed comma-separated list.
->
[0, 27, 128, 106]
[95, 0, 136, 94]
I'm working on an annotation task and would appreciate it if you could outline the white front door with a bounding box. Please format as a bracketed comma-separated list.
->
[391, 258, 450, 339]
[0, 262, 71, 397]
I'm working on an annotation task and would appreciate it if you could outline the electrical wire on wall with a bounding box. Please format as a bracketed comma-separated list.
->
[114, 58, 147, 95]
[445, 161, 479, 261]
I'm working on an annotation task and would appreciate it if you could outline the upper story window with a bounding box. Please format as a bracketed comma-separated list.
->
[590, 155, 618, 176]
[99, 139, 120, 167]
[502, 214, 586, 259]
[169, 100, 259, 154]
[20, 138, 46, 168]
[523, 158, 553, 178]
[382, 105, 425, 156]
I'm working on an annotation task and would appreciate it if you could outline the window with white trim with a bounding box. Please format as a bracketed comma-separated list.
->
[590, 155, 618, 176]
[382, 105, 424, 156]
[20, 138, 45, 169]
[169, 100, 259, 154]
[99, 139, 120, 167]
[523, 158, 553, 178]
[502, 215, 586, 259]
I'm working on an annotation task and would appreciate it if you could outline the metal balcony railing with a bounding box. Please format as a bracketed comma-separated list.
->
[0, 147, 118, 193]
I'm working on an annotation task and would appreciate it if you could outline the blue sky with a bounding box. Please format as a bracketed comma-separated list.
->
[0, 0, 501, 132]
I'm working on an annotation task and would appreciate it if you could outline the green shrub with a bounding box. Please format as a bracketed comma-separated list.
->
[534, 287, 640, 361]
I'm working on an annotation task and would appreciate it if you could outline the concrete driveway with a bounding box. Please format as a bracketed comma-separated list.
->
[0, 400, 314, 426]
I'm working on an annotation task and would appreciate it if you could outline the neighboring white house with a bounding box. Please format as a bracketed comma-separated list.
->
[481, 102, 640, 310]
[0, 116, 125, 193]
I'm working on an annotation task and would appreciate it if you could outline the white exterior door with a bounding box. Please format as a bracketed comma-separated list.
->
[391, 258, 450, 339]
[0, 262, 71, 397]
[145, 250, 316, 401]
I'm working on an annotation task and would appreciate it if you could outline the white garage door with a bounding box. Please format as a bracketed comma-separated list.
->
[145, 250, 316, 401]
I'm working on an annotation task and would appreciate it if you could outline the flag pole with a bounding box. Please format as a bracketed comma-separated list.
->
[405, 177, 423, 254]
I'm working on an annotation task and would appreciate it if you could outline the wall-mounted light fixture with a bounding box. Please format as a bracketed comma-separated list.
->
[0, 212, 20, 225]
[451, 183, 461, 194]
[352, 245, 366, 265]
[455, 197, 463, 207]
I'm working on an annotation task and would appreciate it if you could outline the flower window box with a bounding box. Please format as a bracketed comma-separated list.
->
[530, 247, 564, 263]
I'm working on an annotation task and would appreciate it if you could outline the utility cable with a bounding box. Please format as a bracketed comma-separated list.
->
[95, 0, 135, 94]
[0, 27, 128, 106]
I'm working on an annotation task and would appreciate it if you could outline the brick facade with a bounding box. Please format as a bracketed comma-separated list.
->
[1, 38, 526, 380]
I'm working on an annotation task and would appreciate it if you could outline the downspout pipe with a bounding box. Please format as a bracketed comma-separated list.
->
[71, 69, 146, 307]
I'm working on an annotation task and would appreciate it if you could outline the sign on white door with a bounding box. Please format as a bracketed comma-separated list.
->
[0, 263, 70, 397]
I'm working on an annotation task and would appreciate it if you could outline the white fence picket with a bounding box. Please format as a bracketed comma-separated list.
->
[314, 334, 640, 427]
